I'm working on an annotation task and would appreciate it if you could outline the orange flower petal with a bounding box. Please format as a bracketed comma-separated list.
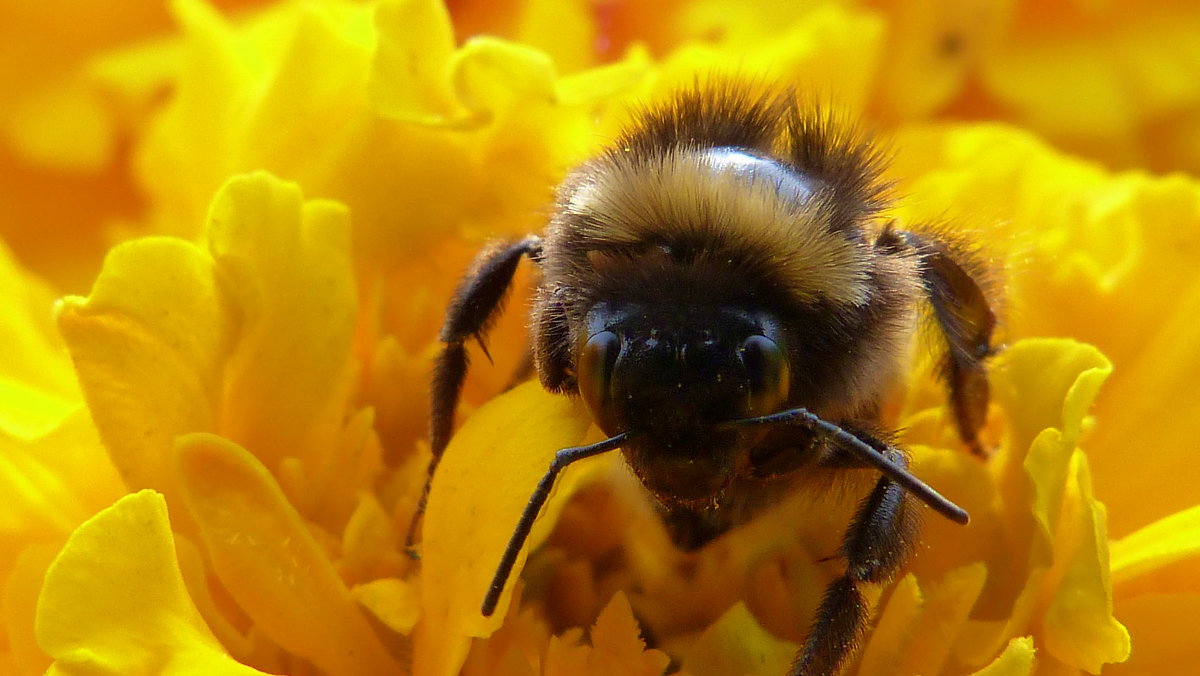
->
[992, 338, 1112, 580]
[342, 490, 401, 575]
[35, 490, 267, 676]
[175, 433, 399, 676]
[415, 382, 607, 676]
[945, 338, 1116, 667]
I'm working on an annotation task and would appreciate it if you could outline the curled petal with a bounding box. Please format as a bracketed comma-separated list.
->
[56, 236, 234, 520]
[1041, 454, 1131, 672]
[35, 490, 267, 676]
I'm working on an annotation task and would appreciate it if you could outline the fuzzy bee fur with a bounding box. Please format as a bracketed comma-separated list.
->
[412, 82, 998, 676]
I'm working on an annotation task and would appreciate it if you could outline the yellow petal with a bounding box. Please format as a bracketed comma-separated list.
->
[513, 0, 595, 75]
[904, 444, 1003, 589]
[857, 574, 922, 676]
[4, 544, 59, 674]
[458, 587, 553, 676]
[1089, 258, 1200, 537]
[175, 433, 399, 676]
[871, 0, 1007, 122]
[967, 636, 1036, 676]
[992, 339, 1112, 570]
[895, 563, 988, 675]
[0, 241, 82, 441]
[680, 602, 795, 676]
[369, 0, 460, 122]
[656, 4, 883, 113]
[414, 382, 605, 676]
[859, 565, 994, 676]
[352, 577, 421, 635]
[6, 80, 113, 170]
[1041, 453, 1131, 672]
[238, 6, 374, 177]
[543, 630, 590, 676]
[981, 6, 1200, 138]
[991, 339, 1112, 460]
[555, 52, 650, 108]
[1111, 504, 1200, 595]
[56, 236, 234, 519]
[944, 338, 1114, 666]
[138, 0, 251, 236]
[451, 37, 557, 119]
[0, 408, 125, 548]
[587, 592, 670, 676]
[35, 490, 266, 676]
[1105, 593, 1200, 676]
[204, 171, 357, 473]
[341, 490, 401, 575]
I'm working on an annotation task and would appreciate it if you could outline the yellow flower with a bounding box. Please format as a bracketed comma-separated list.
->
[2, 1, 1199, 676]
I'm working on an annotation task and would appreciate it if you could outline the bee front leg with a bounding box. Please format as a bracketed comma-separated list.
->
[890, 228, 997, 456]
[406, 235, 544, 551]
[793, 440, 918, 676]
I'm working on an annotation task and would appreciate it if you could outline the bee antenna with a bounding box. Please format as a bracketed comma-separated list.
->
[723, 408, 970, 525]
[481, 431, 631, 617]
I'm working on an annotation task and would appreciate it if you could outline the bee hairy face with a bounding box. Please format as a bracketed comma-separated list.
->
[416, 81, 999, 676]
[576, 301, 791, 505]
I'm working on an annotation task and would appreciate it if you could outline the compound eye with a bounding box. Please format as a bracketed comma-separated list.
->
[577, 331, 621, 432]
[739, 335, 790, 413]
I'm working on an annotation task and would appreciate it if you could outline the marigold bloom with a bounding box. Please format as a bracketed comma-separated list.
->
[1, 1, 1198, 676]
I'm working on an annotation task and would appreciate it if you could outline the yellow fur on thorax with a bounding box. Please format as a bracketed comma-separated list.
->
[564, 150, 871, 307]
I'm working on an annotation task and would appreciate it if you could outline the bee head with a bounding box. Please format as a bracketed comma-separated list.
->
[576, 303, 790, 505]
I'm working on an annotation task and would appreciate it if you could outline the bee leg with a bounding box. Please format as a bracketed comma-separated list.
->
[793, 438, 918, 676]
[405, 236, 543, 552]
[894, 229, 997, 456]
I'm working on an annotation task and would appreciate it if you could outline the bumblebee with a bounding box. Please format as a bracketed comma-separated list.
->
[415, 82, 997, 676]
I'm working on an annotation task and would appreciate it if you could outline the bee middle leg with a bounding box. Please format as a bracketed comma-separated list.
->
[792, 435, 918, 676]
